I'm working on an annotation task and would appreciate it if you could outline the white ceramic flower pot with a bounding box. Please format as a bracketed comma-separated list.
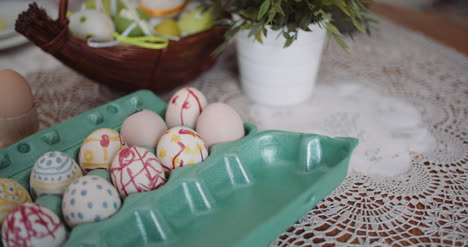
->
[236, 24, 327, 105]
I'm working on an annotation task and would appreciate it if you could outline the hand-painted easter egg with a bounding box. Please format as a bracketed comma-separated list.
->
[165, 87, 207, 129]
[2, 203, 66, 247]
[79, 128, 126, 173]
[0, 179, 32, 225]
[139, 0, 186, 17]
[111, 146, 166, 198]
[156, 127, 208, 174]
[30, 151, 83, 199]
[155, 18, 180, 37]
[196, 103, 245, 147]
[120, 110, 168, 148]
[69, 9, 115, 41]
[178, 7, 214, 36]
[62, 176, 121, 227]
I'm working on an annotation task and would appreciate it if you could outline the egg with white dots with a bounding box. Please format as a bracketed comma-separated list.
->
[62, 175, 121, 227]
[30, 151, 83, 199]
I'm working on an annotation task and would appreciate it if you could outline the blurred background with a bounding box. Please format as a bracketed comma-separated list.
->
[377, 0, 468, 25]
[0, 0, 467, 52]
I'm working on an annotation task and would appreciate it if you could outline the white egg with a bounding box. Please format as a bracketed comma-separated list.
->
[2, 203, 66, 247]
[156, 127, 208, 174]
[69, 9, 115, 41]
[165, 87, 207, 129]
[111, 146, 166, 198]
[79, 128, 126, 173]
[30, 151, 83, 199]
[62, 176, 121, 227]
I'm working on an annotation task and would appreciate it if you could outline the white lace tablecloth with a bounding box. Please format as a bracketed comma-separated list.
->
[0, 17, 467, 246]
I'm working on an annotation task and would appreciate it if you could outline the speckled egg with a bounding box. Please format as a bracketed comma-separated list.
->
[30, 151, 83, 199]
[0, 179, 32, 225]
[156, 127, 208, 174]
[111, 146, 166, 198]
[79, 128, 126, 173]
[2, 203, 66, 247]
[62, 175, 121, 227]
[165, 87, 207, 129]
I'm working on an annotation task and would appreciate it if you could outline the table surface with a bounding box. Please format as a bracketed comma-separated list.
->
[0, 3, 467, 246]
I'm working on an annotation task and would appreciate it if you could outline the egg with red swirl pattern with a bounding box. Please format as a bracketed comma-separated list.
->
[165, 87, 207, 129]
[110, 146, 166, 198]
[156, 127, 209, 174]
[2, 203, 66, 247]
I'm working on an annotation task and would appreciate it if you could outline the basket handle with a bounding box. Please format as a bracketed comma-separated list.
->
[59, 0, 69, 24]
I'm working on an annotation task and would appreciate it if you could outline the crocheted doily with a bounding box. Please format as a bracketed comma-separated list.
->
[1, 17, 466, 246]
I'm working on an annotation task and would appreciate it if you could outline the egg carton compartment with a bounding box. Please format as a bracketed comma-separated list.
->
[0, 90, 167, 189]
[66, 127, 356, 247]
[0, 90, 358, 247]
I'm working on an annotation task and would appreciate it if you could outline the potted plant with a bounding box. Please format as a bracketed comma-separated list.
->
[210, 0, 374, 105]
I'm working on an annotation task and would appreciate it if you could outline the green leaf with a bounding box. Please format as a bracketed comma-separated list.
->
[257, 0, 271, 20]
[325, 23, 342, 35]
[210, 0, 375, 52]
[332, 35, 350, 52]
[283, 38, 294, 48]
[351, 18, 367, 33]
[273, 3, 285, 16]
[255, 27, 264, 43]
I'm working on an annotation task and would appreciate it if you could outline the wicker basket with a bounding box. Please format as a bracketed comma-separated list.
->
[15, 0, 226, 92]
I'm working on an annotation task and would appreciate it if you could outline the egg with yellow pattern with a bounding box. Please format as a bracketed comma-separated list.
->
[156, 127, 208, 174]
[0, 178, 32, 224]
[79, 128, 126, 173]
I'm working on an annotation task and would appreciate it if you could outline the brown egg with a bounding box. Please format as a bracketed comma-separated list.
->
[0, 69, 38, 149]
[196, 103, 245, 148]
[0, 69, 34, 117]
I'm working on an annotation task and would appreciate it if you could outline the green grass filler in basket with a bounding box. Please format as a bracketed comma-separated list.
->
[69, 0, 216, 49]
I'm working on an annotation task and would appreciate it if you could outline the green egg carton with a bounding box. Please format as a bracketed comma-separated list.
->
[0, 90, 358, 247]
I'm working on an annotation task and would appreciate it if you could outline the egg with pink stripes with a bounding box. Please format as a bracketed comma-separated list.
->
[165, 87, 207, 129]
[110, 146, 166, 198]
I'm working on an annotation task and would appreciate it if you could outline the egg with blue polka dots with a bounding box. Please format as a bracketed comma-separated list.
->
[30, 151, 83, 199]
[62, 175, 121, 227]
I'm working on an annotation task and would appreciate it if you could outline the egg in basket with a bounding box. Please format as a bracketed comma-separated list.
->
[15, 0, 226, 92]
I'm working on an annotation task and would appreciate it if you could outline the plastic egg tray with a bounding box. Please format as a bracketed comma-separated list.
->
[0, 90, 358, 247]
